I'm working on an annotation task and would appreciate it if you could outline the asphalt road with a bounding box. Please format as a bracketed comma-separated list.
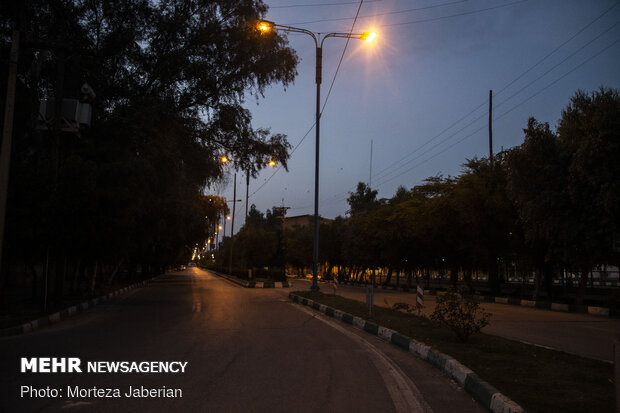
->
[0, 268, 484, 413]
[291, 279, 620, 362]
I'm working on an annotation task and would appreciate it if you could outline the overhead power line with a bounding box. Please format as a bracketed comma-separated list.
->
[318, 14, 620, 206]
[243, 0, 365, 207]
[253, 0, 534, 202]
[254, 0, 620, 212]
[380, 0, 529, 28]
[373, 35, 620, 190]
[369, 3, 620, 185]
[270, 0, 381, 9]
[286, 0, 468, 26]
[495, 1, 620, 96]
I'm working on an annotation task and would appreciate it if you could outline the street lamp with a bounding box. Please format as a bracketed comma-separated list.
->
[258, 20, 376, 290]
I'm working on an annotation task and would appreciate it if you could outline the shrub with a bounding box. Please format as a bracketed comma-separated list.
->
[430, 287, 491, 342]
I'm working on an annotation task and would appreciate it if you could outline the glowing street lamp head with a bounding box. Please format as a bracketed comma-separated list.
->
[258, 20, 274, 33]
[268, 160, 276, 167]
[361, 31, 377, 42]
[220, 155, 229, 163]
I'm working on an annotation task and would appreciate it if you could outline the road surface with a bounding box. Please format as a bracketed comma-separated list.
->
[0, 268, 484, 413]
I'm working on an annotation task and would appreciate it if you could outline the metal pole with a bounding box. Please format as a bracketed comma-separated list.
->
[229, 173, 236, 275]
[221, 214, 227, 272]
[311, 46, 322, 290]
[245, 171, 249, 222]
[489, 89, 493, 162]
[0, 30, 19, 284]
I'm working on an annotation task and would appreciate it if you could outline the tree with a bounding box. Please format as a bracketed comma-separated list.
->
[284, 225, 313, 276]
[557, 88, 620, 299]
[456, 156, 518, 294]
[0, 0, 298, 302]
[506, 88, 620, 303]
[346, 182, 381, 216]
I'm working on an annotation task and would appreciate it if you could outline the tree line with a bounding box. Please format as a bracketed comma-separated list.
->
[0, 0, 297, 310]
[220, 88, 619, 305]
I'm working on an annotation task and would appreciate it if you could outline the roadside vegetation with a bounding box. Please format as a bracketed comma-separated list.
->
[218, 88, 620, 309]
[295, 291, 614, 413]
[0, 0, 297, 318]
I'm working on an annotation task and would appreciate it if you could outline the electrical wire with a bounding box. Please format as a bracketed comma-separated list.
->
[370, 4, 620, 185]
[317, 14, 620, 206]
[243, 0, 366, 208]
[286, 0, 468, 26]
[250, 0, 531, 203]
[494, 19, 620, 112]
[379, 0, 529, 28]
[374, 35, 620, 189]
[250, 0, 620, 212]
[270, 0, 381, 9]
[494, 1, 620, 96]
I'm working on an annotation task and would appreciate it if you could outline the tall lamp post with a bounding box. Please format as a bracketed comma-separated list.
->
[258, 20, 376, 290]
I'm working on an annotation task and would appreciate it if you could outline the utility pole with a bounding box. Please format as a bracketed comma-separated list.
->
[369, 139, 373, 188]
[228, 173, 237, 275]
[489, 90, 493, 162]
[0, 30, 20, 287]
[245, 171, 249, 222]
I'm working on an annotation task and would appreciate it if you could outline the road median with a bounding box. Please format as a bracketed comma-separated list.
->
[290, 291, 614, 413]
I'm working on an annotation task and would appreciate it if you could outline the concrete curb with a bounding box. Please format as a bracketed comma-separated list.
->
[207, 269, 290, 289]
[290, 293, 524, 413]
[489, 295, 612, 317]
[0, 276, 161, 338]
[319, 278, 616, 317]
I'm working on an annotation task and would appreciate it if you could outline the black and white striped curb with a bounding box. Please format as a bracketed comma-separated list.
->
[208, 270, 290, 288]
[487, 296, 613, 317]
[0, 277, 160, 338]
[290, 293, 524, 413]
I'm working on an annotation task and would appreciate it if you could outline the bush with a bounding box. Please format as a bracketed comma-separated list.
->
[430, 287, 491, 342]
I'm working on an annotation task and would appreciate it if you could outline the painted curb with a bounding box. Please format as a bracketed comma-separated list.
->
[487, 295, 613, 317]
[289, 292, 524, 413]
[587, 306, 610, 316]
[551, 303, 569, 312]
[0, 278, 159, 338]
[207, 269, 290, 288]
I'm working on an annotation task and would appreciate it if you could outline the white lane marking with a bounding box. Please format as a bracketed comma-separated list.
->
[295, 305, 433, 413]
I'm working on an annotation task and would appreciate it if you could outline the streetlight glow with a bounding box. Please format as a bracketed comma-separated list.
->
[268, 160, 276, 167]
[220, 155, 229, 163]
[361, 31, 377, 42]
[258, 20, 274, 33]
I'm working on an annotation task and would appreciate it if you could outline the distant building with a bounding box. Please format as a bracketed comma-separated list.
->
[282, 214, 331, 231]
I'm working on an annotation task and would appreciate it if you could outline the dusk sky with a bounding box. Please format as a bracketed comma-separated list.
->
[216, 0, 620, 231]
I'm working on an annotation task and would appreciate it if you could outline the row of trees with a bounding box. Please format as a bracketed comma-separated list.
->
[0, 0, 297, 308]
[221, 88, 619, 305]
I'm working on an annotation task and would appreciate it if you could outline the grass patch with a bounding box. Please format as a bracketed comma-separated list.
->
[294, 291, 614, 413]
